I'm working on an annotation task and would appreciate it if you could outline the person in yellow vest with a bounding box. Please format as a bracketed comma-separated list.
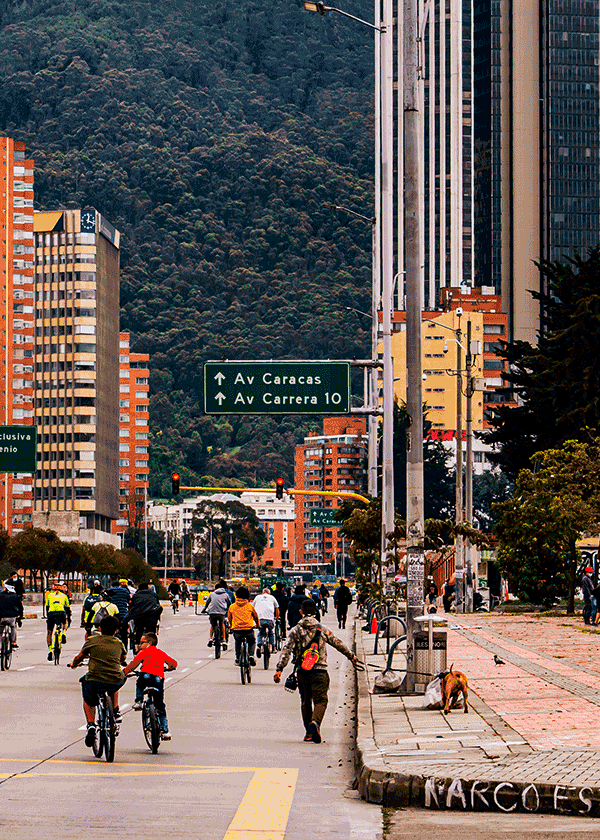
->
[45, 583, 72, 660]
[227, 586, 260, 667]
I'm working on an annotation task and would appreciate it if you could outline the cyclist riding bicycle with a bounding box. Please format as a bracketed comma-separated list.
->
[252, 587, 280, 658]
[0, 581, 23, 649]
[227, 586, 259, 667]
[69, 615, 126, 746]
[123, 631, 178, 741]
[46, 582, 72, 661]
[202, 579, 231, 650]
[168, 579, 182, 605]
[81, 580, 103, 635]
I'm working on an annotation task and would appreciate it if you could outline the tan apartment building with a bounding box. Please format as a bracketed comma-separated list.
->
[294, 417, 366, 570]
[32, 208, 121, 546]
[390, 286, 510, 472]
[113, 332, 149, 539]
[0, 138, 35, 534]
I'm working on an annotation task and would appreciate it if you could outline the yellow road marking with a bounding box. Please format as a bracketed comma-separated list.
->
[0, 761, 299, 839]
[223, 768, 299, 840]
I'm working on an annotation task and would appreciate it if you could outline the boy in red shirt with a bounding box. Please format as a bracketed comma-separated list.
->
[123, 632, 177, 740]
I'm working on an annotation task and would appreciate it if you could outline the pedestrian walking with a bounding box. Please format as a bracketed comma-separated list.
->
[273, 599, 359, 743]
[582, 566, 595, 625]
[333, 579, 353, 629]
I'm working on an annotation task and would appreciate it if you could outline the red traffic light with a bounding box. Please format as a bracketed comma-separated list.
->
[172, 472, 180, 495]
[275, 477, 285, 499]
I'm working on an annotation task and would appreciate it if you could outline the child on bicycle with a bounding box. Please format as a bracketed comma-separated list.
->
[69, 615, 127, 747]
[227, 586, 260, 667]
[123, 631, 177, 741]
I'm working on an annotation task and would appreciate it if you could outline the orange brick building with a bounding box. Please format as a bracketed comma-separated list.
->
[0, 138, 35, 534]
[294, 417, 367, 570]
[113, 333, 149, 538]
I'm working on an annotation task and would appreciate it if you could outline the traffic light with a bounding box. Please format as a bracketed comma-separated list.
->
[275, 477, 285, 499]
[172, 472, 180, 495]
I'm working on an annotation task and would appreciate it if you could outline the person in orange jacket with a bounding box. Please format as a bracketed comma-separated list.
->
[227, 586, 260, 666]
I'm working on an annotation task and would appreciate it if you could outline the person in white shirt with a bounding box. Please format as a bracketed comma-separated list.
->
[253, 588, 280, 657]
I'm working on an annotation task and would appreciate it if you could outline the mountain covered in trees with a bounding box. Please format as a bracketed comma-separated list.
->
[0, 0, 376, 494]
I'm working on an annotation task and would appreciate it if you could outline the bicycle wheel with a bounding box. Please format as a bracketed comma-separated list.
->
[104, 696, 116, 763]
[240, 644, 247, 685]
[0, 633, 7, 671]
[145, 701, 161, 754]
[263, 639, 270, 670]
[245, 657, 252, 684]
[53, 629, 61, 665]
[92, 703, 105, 758]
[214, 625, 221, 660]
[3, 633, 12, 671]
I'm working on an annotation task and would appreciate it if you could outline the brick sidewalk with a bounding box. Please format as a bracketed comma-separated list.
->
[354, 613, 600, 816]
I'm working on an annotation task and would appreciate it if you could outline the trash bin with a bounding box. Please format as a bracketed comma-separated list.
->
[413, 615, 448, 693]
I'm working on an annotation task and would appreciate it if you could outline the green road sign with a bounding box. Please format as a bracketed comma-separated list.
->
[0, 425, 37, 473]
[310, 508, 343, 527]
[204, 361, 351, 415]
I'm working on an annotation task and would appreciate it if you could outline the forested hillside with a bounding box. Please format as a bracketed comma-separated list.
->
[0, 0, 375, 493]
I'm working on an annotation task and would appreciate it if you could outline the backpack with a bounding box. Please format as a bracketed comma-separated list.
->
[301, 626, 322, 671]
[93, 603, 112, 626]
[83, 593, 101, 624]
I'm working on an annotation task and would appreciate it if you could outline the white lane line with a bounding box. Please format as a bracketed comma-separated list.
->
[17, 666, 35, 671]
[181, 668, 190, 673]
[78, 725, 87, 731]
[165, 677, 173, 683]
[34, 632, 43, 636]
[194, 660, 203, 664]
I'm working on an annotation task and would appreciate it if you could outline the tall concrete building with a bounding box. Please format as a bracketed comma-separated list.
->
[0, 138, 35, 534]
[294, 417, 366, 571]
[474, 0, 600, 344]
[113, 332, 149, 539]
[32, 208, 121, 546]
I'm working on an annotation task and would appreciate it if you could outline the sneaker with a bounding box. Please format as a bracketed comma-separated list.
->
[303, 733, 313, 742]
[62, 634, 67, 644]
[12, 644, 18, 650]
[249, 657, 257, 667]
[256, 646, 262, 658]
[161, 731, 171, 741]
[207, 639, 213, 647]
[85, 724, 96, 747]
[234, 659, 240, 665]
[113, 709, 122, 724]
[308, 721, 321, 744]
[47, 651, 53, 661]
[222, 643, 228, 651]
[132, 702, 143, 711]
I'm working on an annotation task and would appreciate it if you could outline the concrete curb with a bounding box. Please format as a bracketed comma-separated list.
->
[353, 618, 600, 816]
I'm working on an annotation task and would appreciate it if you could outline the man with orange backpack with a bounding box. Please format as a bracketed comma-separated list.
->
[273, 599, 358, 744]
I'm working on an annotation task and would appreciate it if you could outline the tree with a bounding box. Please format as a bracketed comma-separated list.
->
[472, 471, 514, 532]
[493, 439, 600, 609]
[190, 498, 267, 579]
[393, 402, 455, 520]
[123, 525, 165, 568]
[485, 248, 600, 478]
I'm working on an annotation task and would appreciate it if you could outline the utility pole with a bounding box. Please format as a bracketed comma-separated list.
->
[465, 319, 474, 612]
[455, 311, 464, 612]
[380, 0, 395, 590]
[403, 0, 425, 693]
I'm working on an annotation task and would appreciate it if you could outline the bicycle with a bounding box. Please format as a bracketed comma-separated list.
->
[128, 670, 162, 754]
[258, 622, 271, 670]
[238, 636, 252, 685]
[51, 620, 67, 665]
[0, 622, 13, 671]
[213, 618, 222, 659]
[274, 620, 283, 652]
[171, 595, 179, 614]
[67, 666, 119, 763]
[91, 687, 118, 762]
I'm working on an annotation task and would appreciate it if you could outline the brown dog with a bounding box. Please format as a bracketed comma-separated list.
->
[441, 663, 469, 714]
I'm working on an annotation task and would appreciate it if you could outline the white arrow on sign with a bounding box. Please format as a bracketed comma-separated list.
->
[215, 392, 226, 405]
[215, 372, 225, 384]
